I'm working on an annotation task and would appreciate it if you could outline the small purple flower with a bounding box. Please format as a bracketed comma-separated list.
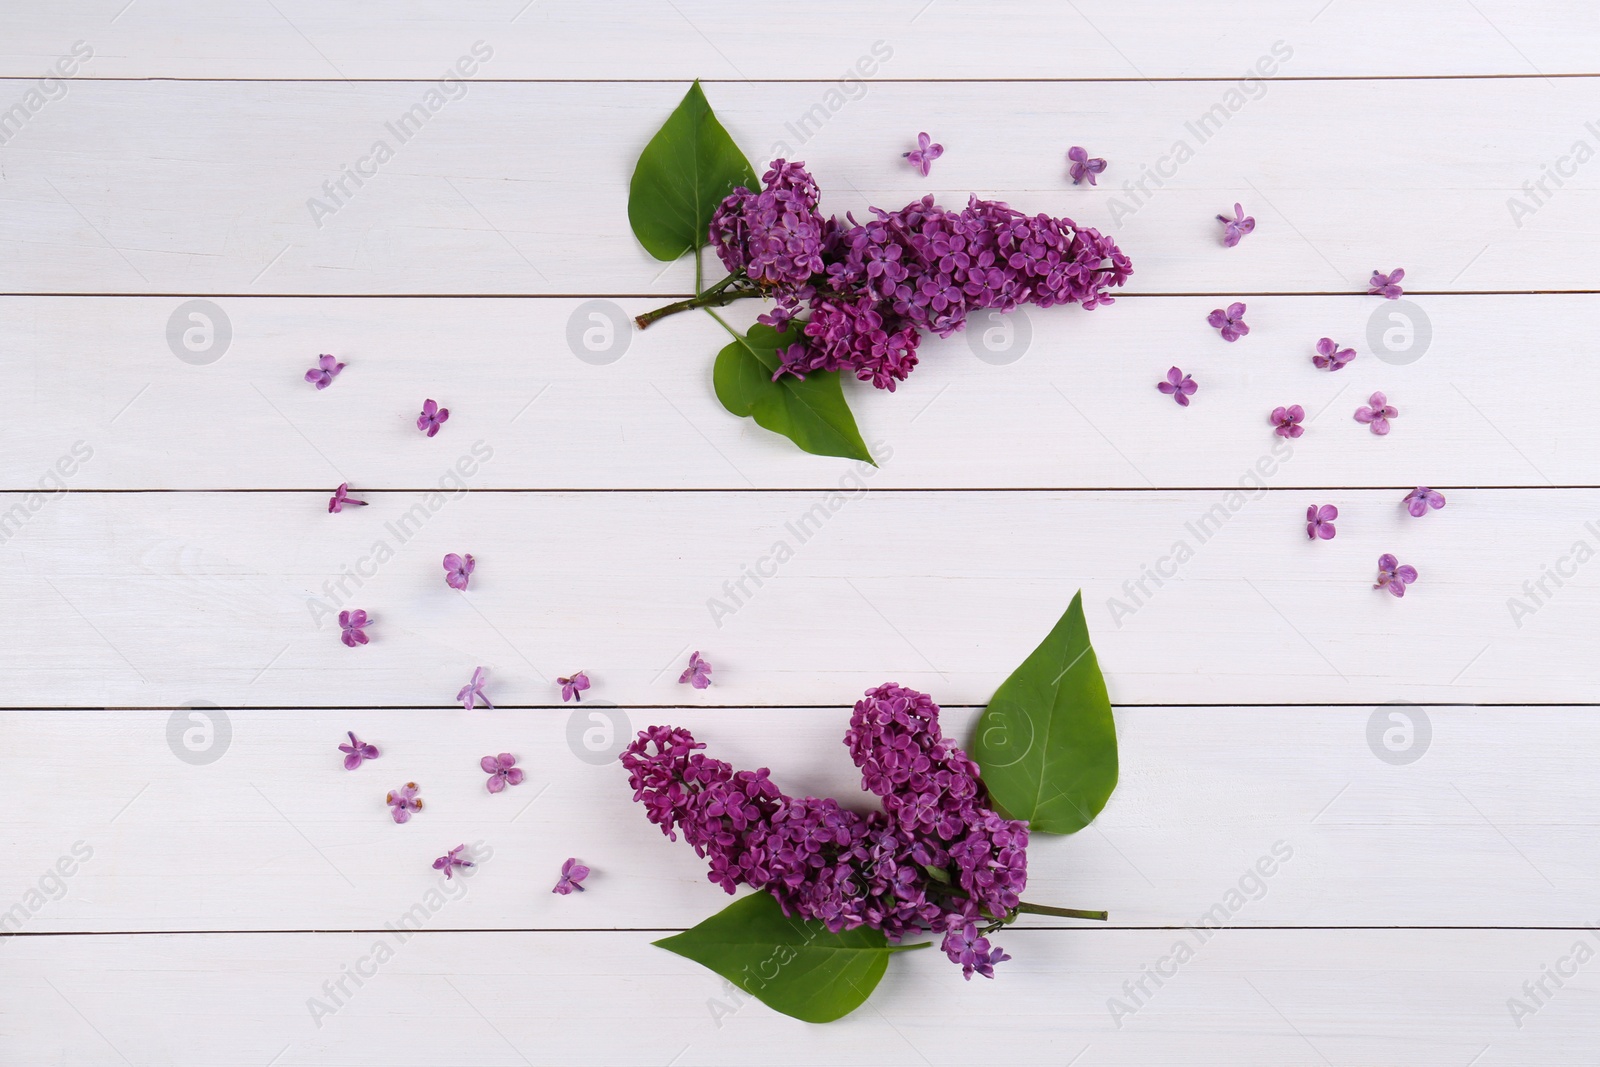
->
[1404, 487, 1446, 517]
[942, 919, 1010, 981]
[1305, 504, 1337, 541]
[1375, 553, 1418, 597]
[559, 671, 590, 703]
[1217, 203, 1255, 247]
[1067, 146, 1106, 186]
[679, 650, 713, 689]
[443, 552, 475, 591]
[338, 731, 379, 770]
[457, 666, 492, 711]
[1313, 337, 1356, 372]
[432, 844, 474, 880]
[903, 132, 943, 177]
[386, 782, 423, 823]
[481, 753, 524, 794]
[417, 398, 450, 437]
[304, 354, 344, 389]
[1354, 391, 1398, 435]
[1207, 302, 1249, 342]
[552, 857, 589, 894]
[1369, 268, 1405, 299]
[328, 483, 368, 514]
[339, 609, 370, 647]
[1271, 404, 1305, 439]
[1157, 366, 1198, 406]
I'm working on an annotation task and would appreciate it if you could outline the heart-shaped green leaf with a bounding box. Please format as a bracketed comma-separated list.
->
[713, 322, 875, 464]
[655, 892, 920, 1023]
[628, 81, 759, 262]
[971, 591, 1119, 834]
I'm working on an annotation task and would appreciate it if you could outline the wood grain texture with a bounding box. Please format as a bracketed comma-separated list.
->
[10, 929, 1596, 1065]
[0, 0, 1589, 79]
[1, 707, 1593, 932]
[0, 293, 1574, 490]
[0, 78, 1596, 295]
[0, 489, 1575, 708]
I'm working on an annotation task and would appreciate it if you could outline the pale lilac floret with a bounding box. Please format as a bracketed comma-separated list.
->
[457, 666, 492, 711]
[1354, 392, 1398, 435]
[1375, 553, 1418, 597]
[1306, 504, 1337, 540]
[443, 552, 475, 591]
[339, 731, 379, 770]
[904, 132, 944, 177]
[1207, 302, 1249, 341]
[1404, 487, 1446, 517]
[339, 609, 370, 647]
[305, 354, 344, 389]
[1271, 404, 1305, 439]
[1157, 366, 1197, 406]
[1313, 337, 1355, 371]
[679, 651, 713, 689]
[553, 857, 590, 894]
[1218, 203, 1255, 247]
[481, 753, 524, 794]
[1369, 268, 1405, 299]
[418, 398, 450, 436]
[432, 844, 473, 879]
[1067, 146, 1106, 186]
[386, 782, 422, 823]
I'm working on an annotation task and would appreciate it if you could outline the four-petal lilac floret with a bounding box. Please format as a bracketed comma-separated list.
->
[904, 132, 944, 177]
[1157, 366, 1198, 406]
[1375, 553, 1418, 597]
[1354, 392, 1398, 435]
[386, 782, 423, 823]
[679, 651, 713, 689]
[443, 552, 475, 591]
[559, 671, 591, 702]
[1067, 146, 1106, 186]
[1271, 404, 1306, 439]
[1207, 302, 1249, 341]
[1404, 487, 1446, 517]
[1217, 203, 1255, 247]
[338, 731, 379, 770]
[328, 483, 367, 514]
[1369, 268, 1405, 299]
[417, 398, 450, 436]
[1313, 337, 1356, 371]
[1305, 505, 1337, 541]
[553, 857, 590, 895]
[481, 753, 524, 794]
[432, 844, 474, 879]
[339, 609, 370, 647]
[305, 354, 344, 389]
[457, 666, 492, 711]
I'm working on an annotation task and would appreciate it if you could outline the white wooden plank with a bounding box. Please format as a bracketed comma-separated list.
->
[0, 1, 1590, 79]
[1, 706, 1594, 932]
[1, 78, 1596, 294]
[1, 293, 1578, 490]
[0, 489, 1584, 707]
[8, 929, 1595, 1064]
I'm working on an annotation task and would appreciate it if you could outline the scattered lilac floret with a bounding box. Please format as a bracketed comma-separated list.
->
[1313, 337, 1355, 372]
[1404, 487, 1446, 517]
[1157, 366, 1198, 406]
[679, 650, 713, 689]
[904, 132, 943, 177]
[443, 552, 475, 591]
[304, 354, 344, 389]
[1375, 553, 1418, 597]
[559, 671, 590, 703]
[553, 857, 590, 895]
[1354, 392, 1398, 435]
[339, 731, 379, 770]
[432, 844, 474, 880]
[1369, 269, 1405, 299]
[457, 666, 492, 711]
[417, 399, 450, 436]
[1218, 203, 1255, 247]
[339, 609, 370, 647]
[1306, 505, 1338, 541]
[328, 483, 367, 514]
[1271, 404, 1306, 439]
[481, 753, 524, 794]
[1207, 302, 1249, 341]
[1067, 146, 1106, 186]
[386, 782, 423, 823]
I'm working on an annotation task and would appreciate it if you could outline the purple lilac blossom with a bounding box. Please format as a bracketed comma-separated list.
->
[339, 609, 370, 647]
[305, 354, 344, 389]
[339, 731, 379, 769]
[328, 483, 367, 513]
[1404, 487, 1446, 516]
[679, 651, 713, 689]
[1354, 392, 1398, 435]
[443, 552, 475, 591]
[457, 666, 492, 711]
[432, 844, 473, 879]
[621, 683, 1026, 977]
[1218, 203, 1255, 247]
[1157, 366, 1197, 406]
[1306, 505, 1337, 541]
[553, 857, 590, 894]
[1369, 269, 1405, 299]
[1313, 337, 1355, 372]
[481, 753, 524, 794]
[1375, 553, 1418, 597]
[1067, 146, 1107, 186]
[417, 399, 449, 436]
[559, 672, 590, 702]
[1271, 404, 1305, 439]
[904, 132, 943, 177]
[1207, 302, 1249, 341]
[386, 782, 423, 823]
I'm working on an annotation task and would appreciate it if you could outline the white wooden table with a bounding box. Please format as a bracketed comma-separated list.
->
[4, 2, 1597, 1062]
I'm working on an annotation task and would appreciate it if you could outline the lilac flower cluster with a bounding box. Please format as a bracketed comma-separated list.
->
[621, 683, 1028, 979]
[709, 160, 1132, 393]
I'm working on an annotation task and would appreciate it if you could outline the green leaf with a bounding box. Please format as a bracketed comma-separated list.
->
[712, 322, 875, 464]
[628, 81, 759, 261]
[971, 591, 1119, 834]
[655, 892, 918, 1023]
